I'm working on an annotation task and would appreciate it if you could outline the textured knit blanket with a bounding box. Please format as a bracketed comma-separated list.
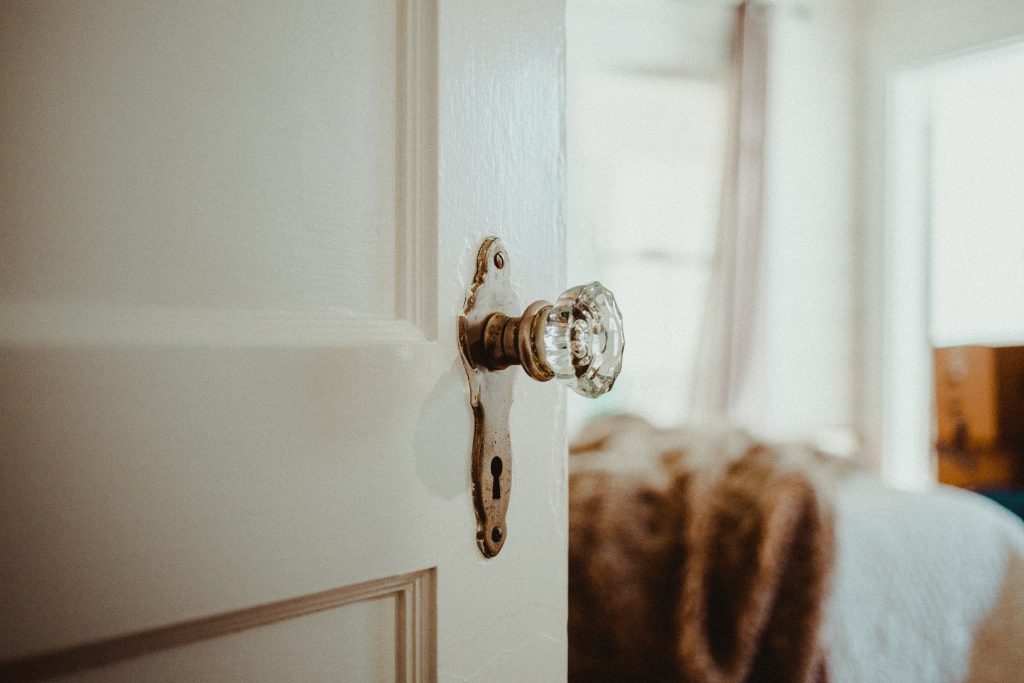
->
[569, 415, 841, 682]
[568, 416, 1024, 683]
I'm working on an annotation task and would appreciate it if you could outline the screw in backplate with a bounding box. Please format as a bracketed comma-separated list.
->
[493, 252, 505, 269]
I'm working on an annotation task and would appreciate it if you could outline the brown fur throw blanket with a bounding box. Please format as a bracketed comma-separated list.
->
[569, 415, 847, 683]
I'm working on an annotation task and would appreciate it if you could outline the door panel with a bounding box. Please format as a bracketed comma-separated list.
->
[46, 570, 433, 682]
[64, 600, 398, 683]
[1, 0, 567, 681]
[0, 1, 401, 315]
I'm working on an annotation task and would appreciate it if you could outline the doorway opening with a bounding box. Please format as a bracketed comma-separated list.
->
[885, 39, 1024, 492]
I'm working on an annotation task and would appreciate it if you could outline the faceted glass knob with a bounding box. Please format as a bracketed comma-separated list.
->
[535, 281, 624, 398]
[460, 273, 623, 399]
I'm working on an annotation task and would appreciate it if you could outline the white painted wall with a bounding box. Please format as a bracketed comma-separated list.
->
[858, 0, 1024, 478]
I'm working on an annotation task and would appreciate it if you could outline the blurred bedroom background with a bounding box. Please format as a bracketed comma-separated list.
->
[566, 7, 1024, 674]
[565, 0, 1024, 497]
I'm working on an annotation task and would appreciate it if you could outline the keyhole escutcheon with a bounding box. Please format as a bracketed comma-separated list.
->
[490, 456, 503, 499]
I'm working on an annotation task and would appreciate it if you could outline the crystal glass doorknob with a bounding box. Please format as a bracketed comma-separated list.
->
[539, 282, 625, 396]
[462, 280, 624, 398]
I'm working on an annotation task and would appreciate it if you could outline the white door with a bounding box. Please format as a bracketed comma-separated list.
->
[0, 1, 568, 680]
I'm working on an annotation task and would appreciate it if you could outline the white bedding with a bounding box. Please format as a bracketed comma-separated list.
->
[824, 476, 1024, 682]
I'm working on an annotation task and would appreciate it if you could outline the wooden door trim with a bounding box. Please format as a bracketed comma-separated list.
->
[0, 568, 437, 682]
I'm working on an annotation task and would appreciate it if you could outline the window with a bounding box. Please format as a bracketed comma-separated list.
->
[927, 42, 1024, 346]
[566, 37, 729, 433]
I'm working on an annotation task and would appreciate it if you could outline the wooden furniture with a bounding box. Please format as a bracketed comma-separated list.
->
[934, 345, 1024, 489]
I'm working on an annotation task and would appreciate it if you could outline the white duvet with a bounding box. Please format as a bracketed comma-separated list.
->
[824, 475, 1024, 682]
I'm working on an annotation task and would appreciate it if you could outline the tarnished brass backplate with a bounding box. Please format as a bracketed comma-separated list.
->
[458, 237, 517, 558]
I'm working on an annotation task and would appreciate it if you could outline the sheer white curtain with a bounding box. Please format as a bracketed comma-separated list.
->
[690, 1, 774, 419]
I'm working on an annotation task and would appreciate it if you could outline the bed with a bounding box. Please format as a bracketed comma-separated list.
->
[568, 415, 1024, 682]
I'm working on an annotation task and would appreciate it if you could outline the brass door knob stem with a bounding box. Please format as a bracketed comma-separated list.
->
[461, 300, 555, 382]
[461, 277, 623, 398]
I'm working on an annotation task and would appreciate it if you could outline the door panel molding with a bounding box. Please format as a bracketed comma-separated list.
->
[0, 0, 437, 347]
[396, 0, 439, 339]
[0, 568, 437, 682]
[0, 301, 429, 347]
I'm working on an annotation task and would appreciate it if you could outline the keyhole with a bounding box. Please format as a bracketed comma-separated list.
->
[490, 456, 503, 500]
